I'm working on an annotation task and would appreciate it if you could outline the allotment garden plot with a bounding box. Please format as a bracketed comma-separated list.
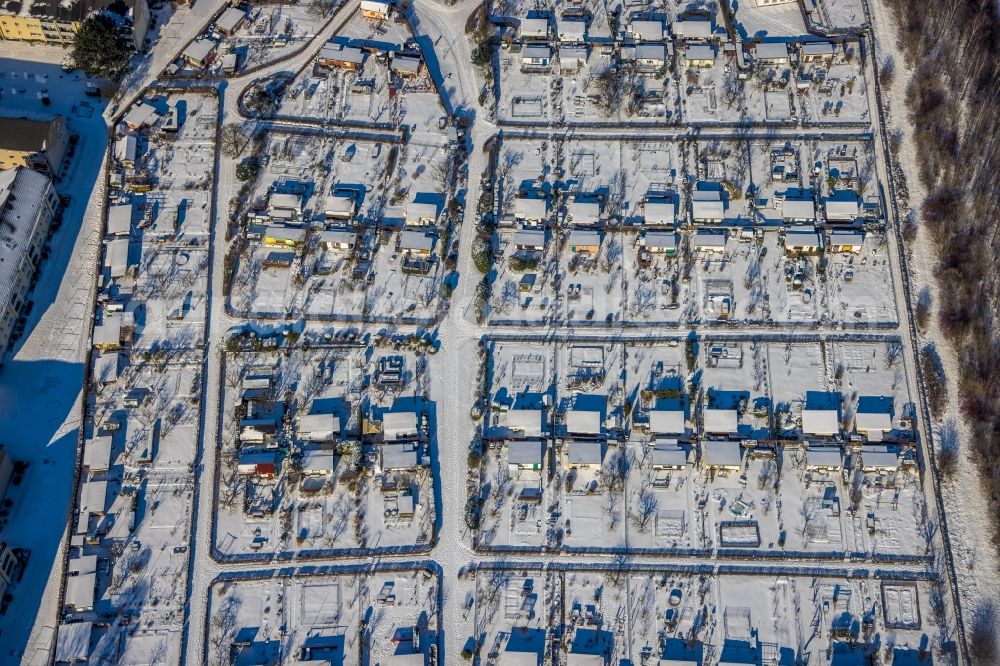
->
[274, 9, 448, 134]
[230, 130, 453, 323]
[214, 340, 438, 560]
[206, 567, 439, 665]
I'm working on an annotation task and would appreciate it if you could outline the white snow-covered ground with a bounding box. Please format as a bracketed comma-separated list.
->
[7, 0, 980, 662]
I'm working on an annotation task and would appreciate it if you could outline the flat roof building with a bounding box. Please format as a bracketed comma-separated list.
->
[565, 409, 602, 436]
[0, 167, 58, 350]
[703, 408, 738, 435]
[382, 411, 419, 441]
[0, 114, 68, 176]
[702, 440, 742, 469]
[508, 439, 544, 470]
[507, 408, 544, 438]
[566, 440, 605, 468]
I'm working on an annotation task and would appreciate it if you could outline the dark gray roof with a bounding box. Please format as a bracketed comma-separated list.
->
[0, 115, 60, 153]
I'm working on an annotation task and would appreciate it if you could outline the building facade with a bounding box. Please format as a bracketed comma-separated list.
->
[0, 167, 59, 350]
[0, 0, 150, 49]
[0, 115, 69, 177]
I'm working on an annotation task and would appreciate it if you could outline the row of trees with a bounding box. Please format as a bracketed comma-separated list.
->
[885, 0, 1000, 661]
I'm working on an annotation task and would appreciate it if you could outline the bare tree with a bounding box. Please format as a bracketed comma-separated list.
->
[600, 447, 632, 495]
[720, 70, 744, 109]
[936, 419, 959, 480]
[220, 123, 247, 159]
[970, 598, 998, 664]
[592, 65, 634, 117]
[496, 279, 519, 313]
[307, 0, 338, 17]
[885, 340, 903, 369]
[631, 487, 659, 532]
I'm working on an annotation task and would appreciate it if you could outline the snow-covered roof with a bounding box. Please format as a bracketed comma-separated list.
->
[855, 411, 892, 433]
[861, 445, 898, 470]
[93, 320, 122, 348]
[216, 7, 246, 33]
[673, 19, 713, 39]
[824, 197, 860, 220]
[513, 229, 545, 248]
[360, 0, 391, 15]
[0, 168, 53, 313]
[644, 198, 675, 225]
[633, 43, 666, 62]
[391, 55, 422, 75]
[784, 229, 822, 250]
[560, 46, 589, 67]
[68, 555, 96, 576]
[702, 440, 742, 467]
[802, 41, 835, 56]
[298, 413, 340, 440]
[383, 652, 426, 665]
[400, 229, 435, 252]
[566, 654, 605, 666]
[829, 230, 864, 247]
[105, 237, 130, 277]
[65, 572, 96, 610]
[319, 229, 355, 246]
[319, 43, 366, 65]
[648, 409, 685, 435]
[522, 45, 551, 61]
[264, 225, 306, 243]
[692, 199, 725, 220]
[503, 647, 543, 665]
[684, 44, 715, 62]
[565, 409, 602, 435]
[382, 411, 418, 440]
[703, 408, 738, 434]
[107, 203, 132, 236]
[115, 134, 137, 163]
[629, 19, 664, 41]
[80, 480, 107, 515]
[301, 449, 337, 473]
[123, 102, 158, 128]
[183, 38, 217, 65]
[558, 19, 587, 40]
[56, 622, 93, 663]
[693, 230, 727, 249]
[651, 445, 689, 468]
[802, 408, 839, 435]
[92, 352, 120, 384]
[805, 446, 843, 469]
[381, 442, 419, 469]
[324, 194, 357, 217]
[781, 198, 816, 220]
[643, 231, 677, 251]
[508, 439, 544, 467]
[566, 439, 605, 465]
[520, 17, 549, 39]
[84, 435, 112, 471]
[238, 451, 279, 467]
[567, 229, 601, 247]
[567, 199, 601, 225]
[507, 408, 544, 437]
[515, 197, 548, 220]
[755, 42, 789, 61]
[406, 201, 438, 223]
[269, 192, 303, 212]
[93, 317, 119, 348]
